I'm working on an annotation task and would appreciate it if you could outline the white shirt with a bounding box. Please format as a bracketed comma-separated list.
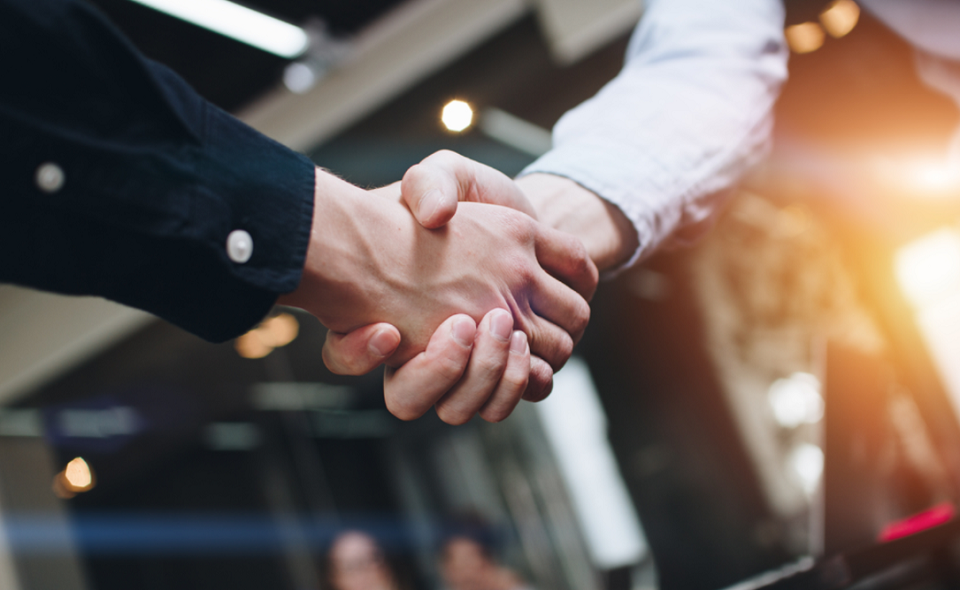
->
[521, 0, 960, 271]
[521, 0, 788, 270]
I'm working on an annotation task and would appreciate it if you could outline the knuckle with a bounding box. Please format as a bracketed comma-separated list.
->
[385, 395, 425, 422]
[435, 353, 469, 384]
[528, 357, 553, 391]
[401, 162, 425, 186]
[499, 373, 529, 400]
[570, 242, 598, 285]
[321, 343, 350, 375]
[505, 254, 537, 290]
[474, 354, 507, 381]
[385, 402, 416, 422]
[570, 239, 589, 267]
[500, 209, 534, 240]
[421, 150, 458, 172]
[524, 371, 554, 402]
[572, 299, 591, 336]
[436, 402, 472, 426]
[480, 407, 510, 423]
[432, 149, 458, 163]
[552, 334, 575, 370]
[581, 252, 599, 285]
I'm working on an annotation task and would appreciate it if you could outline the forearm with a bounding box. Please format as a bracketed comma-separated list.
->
[0, 0, 315, 342]
[521, 0, 787, 270]
[516, 174, 638, 272]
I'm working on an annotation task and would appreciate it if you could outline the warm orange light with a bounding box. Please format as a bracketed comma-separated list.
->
[259, 313, 299, 347]
[235, 313, 300, 359]
[235, 331, 273, 359]
[895, 229, 960, 308]
[911, 162, 960, 194]
[65, 457, 93, 489]
[785, 22, 825, 54]
[53, 457, 95, 499]
[820, 0, 860, 39]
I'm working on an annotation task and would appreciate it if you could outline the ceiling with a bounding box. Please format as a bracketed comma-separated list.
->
[86, 0, 408, 111]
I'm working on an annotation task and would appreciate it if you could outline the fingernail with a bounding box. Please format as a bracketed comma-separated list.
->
[368, 328, 398, 357]
[420, 189, 444, 221]
[491, 310, 513, 342]
[451, 316, 475, 347]
[509, 331, 526, 354]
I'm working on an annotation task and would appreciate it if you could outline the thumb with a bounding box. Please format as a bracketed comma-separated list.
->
[322, 323, 402, 375]
[401, 150, 537, 229]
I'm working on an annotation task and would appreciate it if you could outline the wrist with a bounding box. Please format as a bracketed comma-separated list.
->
[278, 168, 409, 331]
[516, 174, 638, 271]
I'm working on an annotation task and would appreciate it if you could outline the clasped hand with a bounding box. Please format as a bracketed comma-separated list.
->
[279, 151, 597, 425]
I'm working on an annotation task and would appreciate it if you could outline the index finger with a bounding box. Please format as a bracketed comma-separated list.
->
[534, 225, 599, 301]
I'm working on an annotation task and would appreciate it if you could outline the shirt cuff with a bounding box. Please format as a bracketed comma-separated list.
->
[520, 140, 677, 277]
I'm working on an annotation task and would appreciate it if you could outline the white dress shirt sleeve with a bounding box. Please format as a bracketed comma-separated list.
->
[520, 0, 788, 271]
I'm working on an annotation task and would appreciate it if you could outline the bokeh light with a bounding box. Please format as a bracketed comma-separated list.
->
[53, 457, 96, 499]
[790, 443, 824, 496]
[235, 313, 300, 359]
[768, 372, 824, 429]
[785, 22, 825, 54]
[442, 100, 474, 133]
[820, 0, 860, 39]
[283, 61, 319, 94]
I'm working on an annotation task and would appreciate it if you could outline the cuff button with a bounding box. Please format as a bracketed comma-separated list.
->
[36, 163, 65, 194]
[227, 230, 254, 264]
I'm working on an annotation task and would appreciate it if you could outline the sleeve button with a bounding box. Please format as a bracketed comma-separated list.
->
[36, 163, 65, 194]
[226, 230, 254, 264]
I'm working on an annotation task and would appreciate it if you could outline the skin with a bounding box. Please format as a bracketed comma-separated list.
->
[322, 152, 637, 424]
[440, 537, 526, 590]
[400, 152, 637, 271]
[278, 166, 596, 422]
[324, 151, 639, 423]
[328, 531, 398, 590]
[515, 172, 638, 272]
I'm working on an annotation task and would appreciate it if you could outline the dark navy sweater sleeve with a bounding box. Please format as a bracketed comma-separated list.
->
[0, 0, 316, 342]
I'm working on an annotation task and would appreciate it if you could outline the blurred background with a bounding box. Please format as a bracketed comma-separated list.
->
[5, 0, 960, 589]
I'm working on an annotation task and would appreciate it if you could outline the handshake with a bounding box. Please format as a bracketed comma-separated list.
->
[277, 151, 631, 425]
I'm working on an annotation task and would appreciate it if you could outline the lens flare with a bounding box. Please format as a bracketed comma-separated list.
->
[895, 229, 960, 308]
